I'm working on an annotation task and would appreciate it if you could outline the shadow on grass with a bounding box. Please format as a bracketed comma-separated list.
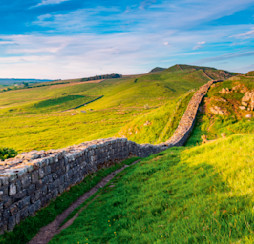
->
[50, 146, 254, 243]
[0, 157, 139, 244]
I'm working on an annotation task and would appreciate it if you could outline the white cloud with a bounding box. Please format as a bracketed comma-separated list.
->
[1, 1, 254, 78]
[232, 29, 254, 39]
[193, 41, 206, 50]
[0, 24, 252, 79]
[32, 0, 254, 33]
[32, 0, 70, 8]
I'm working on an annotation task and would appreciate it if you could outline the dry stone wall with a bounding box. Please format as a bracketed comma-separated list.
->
[0, 79, 221, 233]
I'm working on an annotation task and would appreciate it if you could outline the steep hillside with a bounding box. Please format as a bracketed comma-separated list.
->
[50, 134, 254, 243]
[0, 65, 233, 152]
[187, 72, 254, 145]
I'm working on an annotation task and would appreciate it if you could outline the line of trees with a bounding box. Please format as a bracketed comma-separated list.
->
[81, 73, 122, 81]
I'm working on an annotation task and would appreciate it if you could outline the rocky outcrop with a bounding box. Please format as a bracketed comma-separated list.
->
[218, 84, 254, 112]
[219, 84, 248, 94]
[210, 105, 227, 115]
[242, 91, 254, 111]
[0, 79, 222, 234]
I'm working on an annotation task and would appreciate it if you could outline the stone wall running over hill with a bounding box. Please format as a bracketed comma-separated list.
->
[0, 79, 221, 234]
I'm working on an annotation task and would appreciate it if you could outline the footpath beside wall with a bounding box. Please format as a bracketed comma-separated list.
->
[0, 79, 221, 233]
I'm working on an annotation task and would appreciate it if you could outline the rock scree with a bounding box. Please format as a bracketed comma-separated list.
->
[0, 79, 221, 234]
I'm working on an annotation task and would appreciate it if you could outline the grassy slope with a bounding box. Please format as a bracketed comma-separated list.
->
[0, 65, 232, 152]
[118, 92, 194, 144]
[0, 157, 139, 244]
[50, 134, 254, 244]
[188, 73, 254, 144]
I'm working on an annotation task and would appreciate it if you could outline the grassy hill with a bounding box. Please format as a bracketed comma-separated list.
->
[186, 72, 254, 146]
[150, 67, 166, 73]
[0, 65, 233, 152]
[50, 134, 254, 243]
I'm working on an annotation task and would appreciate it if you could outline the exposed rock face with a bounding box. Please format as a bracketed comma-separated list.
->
[242, 91, 254, 111]
[220, 88, 231, 94]
[218, 84, 254, 112]
[231, 84, 248, 93]
[210, 106, 227, 115]
[0, 79, 222, 234]
[219, 83, 248, 94]
[245, 114, 253, 118]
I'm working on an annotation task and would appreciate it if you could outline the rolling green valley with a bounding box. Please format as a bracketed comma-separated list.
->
[1, 64, 254, 244]
[1, 1, 254, 243]
[0, 65, 232, 152]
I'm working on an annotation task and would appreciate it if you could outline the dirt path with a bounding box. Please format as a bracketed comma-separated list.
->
[29, 160, 139, 244]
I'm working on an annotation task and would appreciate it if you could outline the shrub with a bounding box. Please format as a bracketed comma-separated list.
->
[0, 147, 17, 161]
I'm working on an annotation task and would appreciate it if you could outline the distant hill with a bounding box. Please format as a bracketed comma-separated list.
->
[246, 71, 254, 76]
[167, 64, 234, 80]
[150, 64, 234, 80]
[0, 78, 52, 86]
[150, 67, 166, 73]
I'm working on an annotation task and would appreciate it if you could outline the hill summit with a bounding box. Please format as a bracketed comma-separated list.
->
[150, 67, 166, 73]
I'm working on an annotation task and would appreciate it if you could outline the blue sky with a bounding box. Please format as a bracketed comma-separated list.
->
[0, 0, 254, 79]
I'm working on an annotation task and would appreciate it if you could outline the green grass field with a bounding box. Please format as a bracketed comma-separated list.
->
[0, 65, 232, 152]
[50, 134, 254, 243]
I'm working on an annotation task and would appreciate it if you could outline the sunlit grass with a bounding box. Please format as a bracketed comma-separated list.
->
[51, 134, 254, 243]
[0, 68, 214, 152]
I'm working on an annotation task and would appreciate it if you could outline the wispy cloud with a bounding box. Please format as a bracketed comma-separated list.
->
[193, 41, 206, 50]
[196, 51, 254, 63]
[32, 0, 254, 33]
[231, 28, 254, 39]
[0, 22, 253, 79]
[1, 0, 254, 78]
[32, 0, 70, 8]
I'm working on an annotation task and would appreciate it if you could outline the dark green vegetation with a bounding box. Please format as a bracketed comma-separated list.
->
[50, 134, 254, 243]
[81, 73, 122, 81]
[0, 157, 139, 244]
[0, 147, 17, 161]
[0, 65, 232, 153]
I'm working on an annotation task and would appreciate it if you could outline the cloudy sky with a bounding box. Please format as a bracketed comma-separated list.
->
[0, 0, 254, 79]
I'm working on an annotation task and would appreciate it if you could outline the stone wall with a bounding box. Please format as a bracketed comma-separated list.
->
[0, 79, 221, 233]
